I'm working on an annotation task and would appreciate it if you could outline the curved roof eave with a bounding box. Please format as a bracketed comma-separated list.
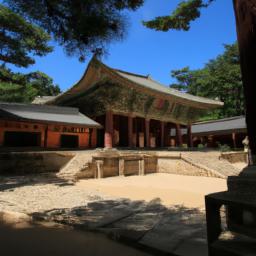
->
[45, 57, 224, 109]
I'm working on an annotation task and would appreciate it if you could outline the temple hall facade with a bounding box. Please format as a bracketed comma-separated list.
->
[42, 57, 223, 149]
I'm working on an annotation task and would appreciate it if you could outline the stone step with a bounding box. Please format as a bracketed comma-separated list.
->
[182, 152, 241, 178]
[57, 153, 93, 180]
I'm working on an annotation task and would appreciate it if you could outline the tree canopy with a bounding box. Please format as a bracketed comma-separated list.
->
[6, 0, 144, 60]
[170, 43, 244, 120]
[0, 0, 144, 104]
[0, 4, 52, 67]
[143, 0, 214, 31]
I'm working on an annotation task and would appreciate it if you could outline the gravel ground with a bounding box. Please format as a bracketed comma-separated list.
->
[0, 174, 110, 214]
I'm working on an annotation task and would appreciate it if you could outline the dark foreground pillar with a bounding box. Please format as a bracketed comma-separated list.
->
[233, 0, 256, 163]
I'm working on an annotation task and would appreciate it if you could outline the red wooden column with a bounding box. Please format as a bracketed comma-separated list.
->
[145, 118, 150, 147]
[91, 128, 97, 148]
[160, 121, 165, 147]
[187, 124, 193, 148]
[176, 123, 182, 147]
[104, 110, 113, 148]
[128, 114, 133, 148]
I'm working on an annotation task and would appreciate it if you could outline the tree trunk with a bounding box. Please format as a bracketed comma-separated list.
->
[233, 0, 256, 164]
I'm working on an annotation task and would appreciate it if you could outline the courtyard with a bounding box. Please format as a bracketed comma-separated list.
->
[0, 170, 229, 255]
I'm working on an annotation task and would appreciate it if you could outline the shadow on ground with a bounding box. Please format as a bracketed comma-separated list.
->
[32, 197, 207, 256]
[0, 174, 73, 192]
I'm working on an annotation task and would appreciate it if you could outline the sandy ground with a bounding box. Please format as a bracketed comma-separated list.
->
[0, 173, 228, 256]
[77, 173, 227, 209]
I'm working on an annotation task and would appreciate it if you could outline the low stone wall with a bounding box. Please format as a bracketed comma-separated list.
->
[79, 152, 158, 179]
[220, 152, 248, 163]
[0, 152, 74, 174]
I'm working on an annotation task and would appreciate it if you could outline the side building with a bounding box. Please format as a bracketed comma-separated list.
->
[43, 57, 223, 148]
[0, 102, 101, 149]
[192, 116, 247, 149]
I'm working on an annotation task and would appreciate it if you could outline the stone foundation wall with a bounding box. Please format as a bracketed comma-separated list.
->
[103, 158, 119, 177]
[124, 160, 139, 176]
[0, 152, 73, 174]
[144, 157, 158, 174]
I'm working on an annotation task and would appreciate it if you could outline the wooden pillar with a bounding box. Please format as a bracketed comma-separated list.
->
[176, 123, 182, 147]
[44, 125, 48, 148]
[145, 118, 150, 147]
[165, 123, 170, 146]
[104, 110, 113, 148]
[135, 117, 138, 147]
[90, 128, 97, 148]
[128, 114, 133, 148]
[232, 132, 237, 149]
[187, 124, 193, 148]
[160, 121, 165, 147]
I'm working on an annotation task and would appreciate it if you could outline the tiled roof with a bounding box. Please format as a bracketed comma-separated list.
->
[0, 102, 101, 127]
[43, 57, 224, 109]
[192, 116, 246, 135]
[115, 69, 223, 106]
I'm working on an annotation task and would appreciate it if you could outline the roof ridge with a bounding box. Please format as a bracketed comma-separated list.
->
[0, 102, 79, 114]
[113, 68, 148, 79]
[194, 115, 245, 125]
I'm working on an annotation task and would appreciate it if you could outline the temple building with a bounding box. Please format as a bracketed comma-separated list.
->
[0, 102, 100, 148]
[39, 57, 223, 149]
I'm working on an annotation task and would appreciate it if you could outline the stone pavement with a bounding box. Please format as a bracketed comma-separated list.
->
[33, 198, 208, 256]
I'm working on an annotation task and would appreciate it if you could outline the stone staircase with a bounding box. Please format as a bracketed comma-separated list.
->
[181, 152, 242, 178]
[57, 152, 94, 180]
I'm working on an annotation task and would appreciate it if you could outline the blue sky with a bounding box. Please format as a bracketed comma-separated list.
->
[12, 0, 237, 91]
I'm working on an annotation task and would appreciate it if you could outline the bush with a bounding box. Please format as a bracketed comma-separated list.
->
[197, 144, 205, 149]
[218, 143, 231, 152]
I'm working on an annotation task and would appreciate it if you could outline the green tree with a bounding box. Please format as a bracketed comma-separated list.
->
[0, 4, 52, 67]
[6, 0, 144, 60]
[170, 43, 244, 119]
[0, 65, 61, 103]
[26, 71, 61, 97]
